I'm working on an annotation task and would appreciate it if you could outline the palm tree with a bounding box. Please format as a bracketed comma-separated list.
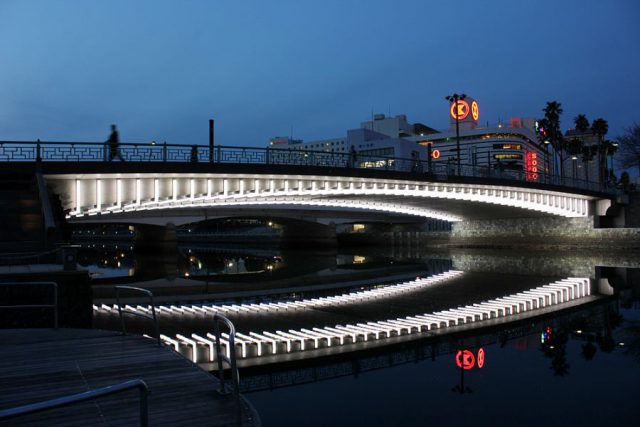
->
[567, 138, 583, 180]
[574, 114, 590, 181]
[604, 140, 618, 182]
[591, 118, 609, 184]
[543, 101, 565, 177]
[574, 114, 590, 133]
[581, 144, 597, 183]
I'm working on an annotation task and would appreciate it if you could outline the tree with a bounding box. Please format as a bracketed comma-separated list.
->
[574, 114, 590, 133]
[566, 138, 583, 179]
[591, 118, 609, 183]
[616, 123, 640, 176]
[581, 144, 597, 183]
[543, 101, 565, 177]
[574, 114, 592, 182]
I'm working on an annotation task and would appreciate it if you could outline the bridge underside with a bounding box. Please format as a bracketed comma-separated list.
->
[67, 196, 561, 227]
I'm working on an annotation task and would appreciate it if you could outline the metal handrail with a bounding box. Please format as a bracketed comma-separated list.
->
[212, 314, 240, 401]
[0, 140, 615, 194]
[0, 379, 149, 426]
[115, 286, 160, 346]
[0, 282, 58, 328]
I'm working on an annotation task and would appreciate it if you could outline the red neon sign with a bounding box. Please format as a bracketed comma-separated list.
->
[455, 348, 485, 370]
[477, 348, 485, 369]
[526, 151, 539, 181]
[450, 100, 470, 120]
[431, 149, 441, 159]
[455, 350, 476, 370]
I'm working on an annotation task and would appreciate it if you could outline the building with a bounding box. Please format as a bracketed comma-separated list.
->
[267, 97, 548, 181]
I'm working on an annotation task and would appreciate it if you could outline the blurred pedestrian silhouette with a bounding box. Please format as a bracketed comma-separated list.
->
[348, 146, 357, 168]
[107, 124, 123, 161]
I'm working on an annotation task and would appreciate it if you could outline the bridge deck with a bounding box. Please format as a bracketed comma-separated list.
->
[0, 328, 258, 426]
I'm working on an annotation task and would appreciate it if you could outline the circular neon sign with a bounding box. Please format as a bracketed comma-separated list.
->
[450, 100, 470, 120]
[455, 350, 475, 370]
[477, 348, 485, 369]
[431, 149, 441, 159]
[471, 101, 479, 121]
[455, 348, 485, 370]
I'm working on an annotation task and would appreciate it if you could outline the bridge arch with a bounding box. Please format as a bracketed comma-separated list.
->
[45, 172, 604, 224]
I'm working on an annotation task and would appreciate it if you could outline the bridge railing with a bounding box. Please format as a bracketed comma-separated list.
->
[0, 140, 613, 194]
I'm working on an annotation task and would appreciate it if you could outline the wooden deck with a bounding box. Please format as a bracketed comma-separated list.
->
[0, 329, 259, 426]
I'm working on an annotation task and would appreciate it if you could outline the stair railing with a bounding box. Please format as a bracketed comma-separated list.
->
[212, 314, 240, 401]
[0, 379, 149, 426]
[0, 281, 58, 328]
[115, 286, 160, 346]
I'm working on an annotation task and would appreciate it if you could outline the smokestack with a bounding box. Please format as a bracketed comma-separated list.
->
[209, 119, 214, 162]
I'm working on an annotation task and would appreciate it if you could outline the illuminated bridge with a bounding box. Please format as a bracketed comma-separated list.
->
[0, 141, 616, 227]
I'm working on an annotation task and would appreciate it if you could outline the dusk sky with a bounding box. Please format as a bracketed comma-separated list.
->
[2, 0, 639, 147]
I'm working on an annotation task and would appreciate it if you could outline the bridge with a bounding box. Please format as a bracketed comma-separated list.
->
[0, 140, 615, 231]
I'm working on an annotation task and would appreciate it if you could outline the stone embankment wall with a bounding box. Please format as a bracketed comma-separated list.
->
[447, 216, 640, 250]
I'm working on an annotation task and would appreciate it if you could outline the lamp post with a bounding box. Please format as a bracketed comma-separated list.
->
[446, 93, 466, 175]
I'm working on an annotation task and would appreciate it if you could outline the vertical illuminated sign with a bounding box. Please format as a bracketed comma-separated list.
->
[471, 101, 479, 121]
[526, 151, 539, 181]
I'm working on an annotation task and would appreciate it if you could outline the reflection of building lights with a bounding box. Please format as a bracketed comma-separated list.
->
[268, 221, 273, 227]
[353, 224, 365, 232]
[184, 272, 190, 277]
[117, 261, 121, 267]
[228, 262, 234, 267]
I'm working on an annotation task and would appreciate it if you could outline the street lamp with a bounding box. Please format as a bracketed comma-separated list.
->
[446, 93, 466, 175]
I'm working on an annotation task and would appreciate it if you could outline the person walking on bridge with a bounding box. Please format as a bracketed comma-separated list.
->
[107, 124, 123, 161]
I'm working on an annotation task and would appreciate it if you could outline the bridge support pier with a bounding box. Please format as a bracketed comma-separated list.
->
[280, 219, 337, 248]
[134, 223, 178, 253]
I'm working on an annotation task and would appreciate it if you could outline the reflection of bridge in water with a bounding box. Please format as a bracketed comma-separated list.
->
[237, 298, 616, 393]
[94, 272, 596, 369]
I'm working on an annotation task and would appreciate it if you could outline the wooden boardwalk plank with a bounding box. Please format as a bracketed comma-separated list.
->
[0, 329, 258, 426]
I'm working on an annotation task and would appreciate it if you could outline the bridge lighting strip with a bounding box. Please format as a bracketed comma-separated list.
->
[94, 270, 463, 317]
[154, 277, 590, 363]
[65, 175, 594, 220]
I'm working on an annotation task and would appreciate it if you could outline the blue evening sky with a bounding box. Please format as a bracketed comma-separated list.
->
[1, 0, 639, 146]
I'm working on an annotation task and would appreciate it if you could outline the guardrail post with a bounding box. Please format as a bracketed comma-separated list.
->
[36, 139, 42, 162]
[162, 143, 167, 162]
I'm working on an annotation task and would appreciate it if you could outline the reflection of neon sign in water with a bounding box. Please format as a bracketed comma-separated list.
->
[477, 348, 485, 368]
[541, 326, 553, 344]
[455, 348, 485, 370]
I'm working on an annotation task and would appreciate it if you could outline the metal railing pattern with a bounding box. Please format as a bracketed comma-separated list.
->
[115, 286, 160, 346]
[0, 379, 149, 426]
[0, 140, 614, 194]
[0, 281, 58, 328]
